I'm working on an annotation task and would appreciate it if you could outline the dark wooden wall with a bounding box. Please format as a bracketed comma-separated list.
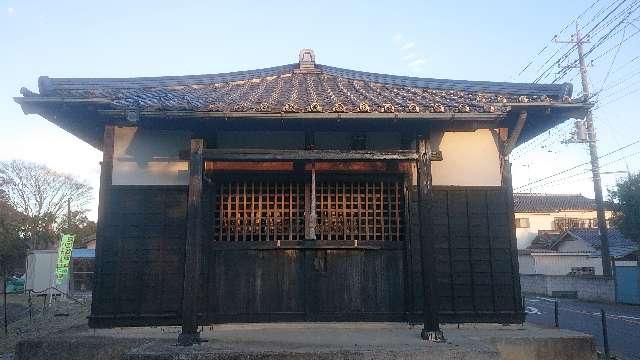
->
[406, 187, 524, 323]
[90, 186, 188, 327]
[89, 185, 523, 327]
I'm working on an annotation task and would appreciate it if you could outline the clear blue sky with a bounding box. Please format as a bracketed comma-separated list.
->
[2, 0, 639, 219]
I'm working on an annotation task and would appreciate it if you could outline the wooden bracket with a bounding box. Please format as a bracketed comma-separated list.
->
[429, 129, 444, 161]
[504, 111, 527, 156]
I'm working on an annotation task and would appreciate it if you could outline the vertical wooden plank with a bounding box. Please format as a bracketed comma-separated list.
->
[226, 183, 231, 241]
[357, 182, 362, 244]
[289, 182, 293, 241]
[484, 191, 497, 313]
[503, 161, 524, 317]
[242, 182, 247, 242]
[464, 190, 477, 314]
[395, 182, 400, 242]
[235, 182, 240, 241]
[402, 175, 414, 319]
[179, 138, 204, 345]
[250, 182, 255, 241]
[416, 135, 444, 341]
[219, 184, 224, 241]
[342, 183, 347, 241]
[365, 182, 370, 241]
[89, 125, 114, 327]
[258, 182, 263, 241]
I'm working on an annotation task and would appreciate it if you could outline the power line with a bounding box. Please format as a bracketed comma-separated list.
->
[523, 150, 639, 191]
[514, 137, 640, 190]
[551, 0, 640, 83]
[510, 0, 604, 80]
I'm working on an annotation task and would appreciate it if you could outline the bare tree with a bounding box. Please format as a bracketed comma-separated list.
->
[0, 160, 93, 249]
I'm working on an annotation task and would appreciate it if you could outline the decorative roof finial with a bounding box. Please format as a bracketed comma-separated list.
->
[295, 49, 320, 73]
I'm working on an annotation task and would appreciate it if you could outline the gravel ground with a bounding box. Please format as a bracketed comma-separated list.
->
[0, 293, 90, 358]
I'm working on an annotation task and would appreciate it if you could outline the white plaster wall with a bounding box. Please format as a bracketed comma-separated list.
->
[112, 127, 190, 186]
[431, 130, 501, 187]
[514, 210, 613, 249]
[530, 254, 603, 275]
[518, 254, 535, 274]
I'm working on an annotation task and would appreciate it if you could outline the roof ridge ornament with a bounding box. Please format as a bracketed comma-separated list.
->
[295, 49, 320, 74]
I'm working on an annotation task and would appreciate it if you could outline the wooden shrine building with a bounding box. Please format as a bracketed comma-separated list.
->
[16, 49, 588, 343]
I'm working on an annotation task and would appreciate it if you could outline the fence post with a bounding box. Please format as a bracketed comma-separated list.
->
[3, 270, 7, 336]
[554, 301, 559, 328]
[601, 309, 610, 359]
[28, 290, 33, 325]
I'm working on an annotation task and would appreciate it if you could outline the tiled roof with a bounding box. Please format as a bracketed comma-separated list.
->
[513, 193, 608, 213]
[566, 228, 638, 249]
[23, 55, 573, 115]
[526, 228, 639, 259]
[528, 231, 563, 250]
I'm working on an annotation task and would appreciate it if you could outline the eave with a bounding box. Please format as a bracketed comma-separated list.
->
[14, 95, 590, 151]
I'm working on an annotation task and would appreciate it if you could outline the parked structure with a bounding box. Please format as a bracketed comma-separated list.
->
[514, 193, 613, 249]
[15, 49, 588, 342]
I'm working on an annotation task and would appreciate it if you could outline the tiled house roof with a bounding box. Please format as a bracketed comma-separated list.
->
[15, 49, 588, 150]
[528, 231, 563, 250]
[513, 193, 611, 212]
[526, 228, 639, 259]
[21, 59, 573, 115]
[567, 228, 638, 249]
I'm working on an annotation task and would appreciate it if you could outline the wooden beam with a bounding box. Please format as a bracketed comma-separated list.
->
[416, 135, 445, 342]
[304, 164, 317, 240]
[178, 139, 204, 346]
[203, 149, 417, 161]
[96, 108, 509, 121]
[504, 111, 527, 155]
[89, 125, 114, 329]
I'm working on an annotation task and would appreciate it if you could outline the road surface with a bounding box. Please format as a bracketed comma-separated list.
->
[525, 295, 640, 360]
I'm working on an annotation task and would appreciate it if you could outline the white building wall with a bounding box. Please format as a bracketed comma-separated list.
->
[432, 129, 502, 187]
[518, 254, 535, 274]
[530, 254, 603, 275]
[112, 127, 190, 186]
[514, 210, 613, 249]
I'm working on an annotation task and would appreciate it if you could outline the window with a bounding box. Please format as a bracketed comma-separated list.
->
[569, 267, 595, 276]
[315, 180, 404, 242]
[553, 217, 597, 231]
[515, 218, 530, 228]
[212, 174, 405, 242]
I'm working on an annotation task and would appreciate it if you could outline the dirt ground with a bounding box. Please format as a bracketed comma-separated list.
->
[0, 293, 90, 359]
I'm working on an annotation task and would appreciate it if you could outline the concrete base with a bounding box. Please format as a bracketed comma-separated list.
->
[15, 323, 596, 360]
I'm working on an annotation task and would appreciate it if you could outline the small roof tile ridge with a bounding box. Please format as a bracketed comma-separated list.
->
[36, 62, 573, 99]
[317, 64, 573, 97]
[38, 64, 298, 94]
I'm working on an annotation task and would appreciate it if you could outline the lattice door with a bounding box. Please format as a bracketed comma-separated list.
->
[213, 180, 305, 241]
[315, 180, 404, 242]
[211, 175, 405, 242]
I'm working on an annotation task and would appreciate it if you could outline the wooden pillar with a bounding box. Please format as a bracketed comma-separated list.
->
[179, 139, 204, 346]
[416, 135, 445, 341]
[89, 125, 114, 327]
[502, 156, 524, 320]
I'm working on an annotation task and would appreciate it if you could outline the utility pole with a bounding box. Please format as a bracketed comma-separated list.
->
[557, 24, 612, 277]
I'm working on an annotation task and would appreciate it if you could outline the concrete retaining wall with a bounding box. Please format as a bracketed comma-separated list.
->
[521, 274, 615, 303]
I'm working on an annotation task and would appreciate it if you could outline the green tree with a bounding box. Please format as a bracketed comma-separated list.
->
[610, 173, 640, 242]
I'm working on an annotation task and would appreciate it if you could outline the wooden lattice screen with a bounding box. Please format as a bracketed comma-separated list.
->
[212, 176, 404, 242]
[315, 180, 404, 242]
[213, 181, 305, 241]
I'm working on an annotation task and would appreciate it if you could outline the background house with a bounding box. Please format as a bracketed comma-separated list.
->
[518, 228, 640, 304]
[514, 193, 613, 249]
[519, 228, 639, 276]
